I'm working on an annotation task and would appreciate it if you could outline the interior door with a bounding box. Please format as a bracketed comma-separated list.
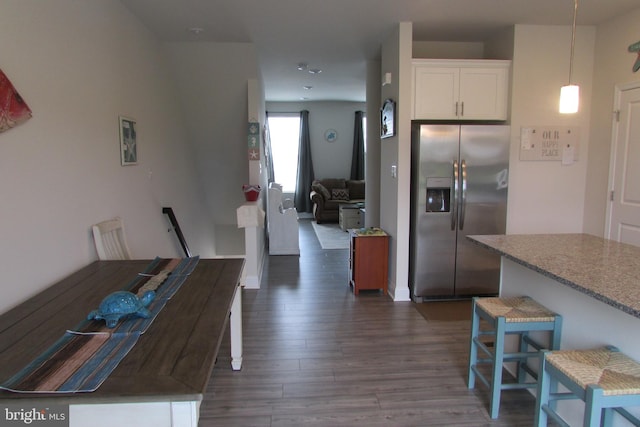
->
[607, 84, 640, 246]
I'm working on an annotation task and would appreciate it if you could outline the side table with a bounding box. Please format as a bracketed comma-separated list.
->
[348, 228, 389, 295]
[339, 203, 363, 231]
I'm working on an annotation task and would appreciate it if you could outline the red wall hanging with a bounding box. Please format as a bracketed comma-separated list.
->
[0, 68, 32, 133]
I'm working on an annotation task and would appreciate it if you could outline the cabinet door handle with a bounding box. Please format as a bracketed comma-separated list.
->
[461, 101, 464, 117]
[455, 101, 459, 117]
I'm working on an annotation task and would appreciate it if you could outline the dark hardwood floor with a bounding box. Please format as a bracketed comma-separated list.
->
[200, 219, 537, 426]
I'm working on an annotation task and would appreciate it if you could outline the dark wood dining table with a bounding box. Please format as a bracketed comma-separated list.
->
[0, 258, 244, 427]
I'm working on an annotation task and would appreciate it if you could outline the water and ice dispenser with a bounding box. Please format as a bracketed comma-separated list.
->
[425, 177, 451, 212]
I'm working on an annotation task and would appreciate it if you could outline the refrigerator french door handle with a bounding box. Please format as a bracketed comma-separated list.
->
[460, 159, 467, 230]
[451, 160, 458, 230]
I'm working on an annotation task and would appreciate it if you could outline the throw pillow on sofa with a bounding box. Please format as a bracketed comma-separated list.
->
[331, 188, 350, 201]
[312, 182, 331, 201]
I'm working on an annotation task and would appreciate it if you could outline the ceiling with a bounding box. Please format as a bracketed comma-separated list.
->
[120, 0, 639, 103]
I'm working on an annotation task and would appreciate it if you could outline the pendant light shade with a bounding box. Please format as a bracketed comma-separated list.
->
[559, 84, 579, 113]
[559, 0, 579, 114]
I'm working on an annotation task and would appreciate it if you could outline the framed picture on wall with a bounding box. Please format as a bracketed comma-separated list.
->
[380, 99, 395, 139]
[119, 116, 137, 165]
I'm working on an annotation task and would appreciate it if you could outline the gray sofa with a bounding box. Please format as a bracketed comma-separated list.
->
[310, 178, 365, 223]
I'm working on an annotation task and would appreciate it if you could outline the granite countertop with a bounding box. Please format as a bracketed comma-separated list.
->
[468, 234, 640, 319]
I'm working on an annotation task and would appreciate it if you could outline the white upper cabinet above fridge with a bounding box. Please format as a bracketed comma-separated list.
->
[412, 59, 510, 121]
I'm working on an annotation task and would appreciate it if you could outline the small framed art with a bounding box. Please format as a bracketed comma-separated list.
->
[380, 99, 395, 139]
[324, 129, 338, 142]
[119, 116, 137, 165]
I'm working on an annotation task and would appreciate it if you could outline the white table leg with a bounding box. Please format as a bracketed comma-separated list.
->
[230, 286, 243, 370]
[170, 401, 199, 427]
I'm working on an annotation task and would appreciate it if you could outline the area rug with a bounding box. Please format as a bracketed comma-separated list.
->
[413, 300, 472, 322]
[311, 221, 350, 249]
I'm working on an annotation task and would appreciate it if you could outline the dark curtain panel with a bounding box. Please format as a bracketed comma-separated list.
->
[264, 112, 275, 184]
[294, 110, 314, 212]
[350, 110, 365, 180]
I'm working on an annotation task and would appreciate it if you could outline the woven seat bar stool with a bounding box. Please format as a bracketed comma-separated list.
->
[535, 346, 640, 427]
[468, 296, 563, 419]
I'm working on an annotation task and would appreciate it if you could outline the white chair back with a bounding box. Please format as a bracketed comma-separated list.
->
[267, 183, 299, 255]
[92, 217, 132, 260]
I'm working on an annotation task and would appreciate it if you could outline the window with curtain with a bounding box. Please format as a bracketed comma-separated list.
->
[266, 114, 300, 192]
[350, 111, 366, 181]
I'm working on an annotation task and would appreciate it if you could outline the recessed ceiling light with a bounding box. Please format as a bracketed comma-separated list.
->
[303, 85, 313, 90]
[308, 68, 322, 74]
[188, 27, 204, 35]
[300, 97, 309, 100]
[297, 63, 308, 71]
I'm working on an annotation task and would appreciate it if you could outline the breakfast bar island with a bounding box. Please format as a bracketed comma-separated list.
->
[468, 233, 640, 426]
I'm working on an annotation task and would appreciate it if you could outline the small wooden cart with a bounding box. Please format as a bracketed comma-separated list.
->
[348, 228, 389, 295]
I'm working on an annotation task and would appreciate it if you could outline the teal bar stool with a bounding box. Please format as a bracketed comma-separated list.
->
[535, 346, 640, 427]
[468, 296, 563, 419]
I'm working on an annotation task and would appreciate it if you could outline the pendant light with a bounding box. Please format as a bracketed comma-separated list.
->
[559, 0, 579, 114]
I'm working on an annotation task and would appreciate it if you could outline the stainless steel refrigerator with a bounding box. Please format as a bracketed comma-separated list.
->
[409, 123, 510, 301]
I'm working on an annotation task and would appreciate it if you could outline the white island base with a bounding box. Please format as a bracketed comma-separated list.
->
[501, 258, 640, 426]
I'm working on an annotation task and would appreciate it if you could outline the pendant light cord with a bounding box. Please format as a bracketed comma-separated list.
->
[568, 0, 578, 84]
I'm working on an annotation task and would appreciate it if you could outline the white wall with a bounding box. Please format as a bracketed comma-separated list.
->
[365, 60, 382, 228]
[164, 42, 258, 227]
[584, 7, 640, 236]
[266, 101, 366, 180]
[0, 0, 216, 314]
[484, 27, 515, 61]
[380, 22, 413, 301]
[412, 41, 484, 59]
[163, 42, 261, 255]
[506, 25, 595, 234]
[248, 78, 268, 191]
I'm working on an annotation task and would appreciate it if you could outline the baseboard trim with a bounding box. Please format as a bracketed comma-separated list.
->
[242, 248, 266, 289]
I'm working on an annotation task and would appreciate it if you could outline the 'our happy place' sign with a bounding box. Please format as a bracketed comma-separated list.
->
[520, 126, 579, 164]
